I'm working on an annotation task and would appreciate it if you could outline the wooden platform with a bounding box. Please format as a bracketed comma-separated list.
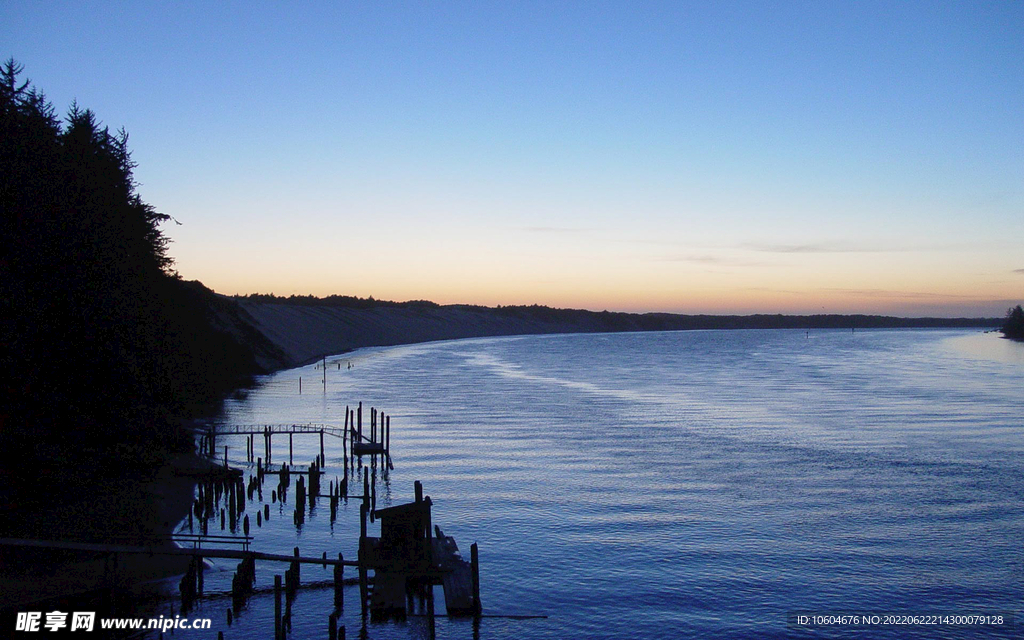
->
[352, 441, 386, 456]
[432, 528, 478, 616]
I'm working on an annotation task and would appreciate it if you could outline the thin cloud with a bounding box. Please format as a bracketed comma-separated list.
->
[660, 254, 774, 267]
[819, 288, 978, 300]
[744, 241, 906, 254]
[1013, 268, 1024, 274]
[744, 286, 806, 295]
[745, 240, 983, 254]
[519, 226, 592, 234]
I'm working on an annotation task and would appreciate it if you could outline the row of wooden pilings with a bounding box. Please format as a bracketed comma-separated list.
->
[177, 546, 349, 639]
[184, 401, 397, 637]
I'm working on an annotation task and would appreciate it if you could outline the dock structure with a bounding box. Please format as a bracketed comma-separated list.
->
[2, 400, 485, 637]
[205, 401, 392, 470]
[359, 481, 482, 620]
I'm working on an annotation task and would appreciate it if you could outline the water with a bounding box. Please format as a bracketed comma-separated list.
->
[163, 329, 1023, 638]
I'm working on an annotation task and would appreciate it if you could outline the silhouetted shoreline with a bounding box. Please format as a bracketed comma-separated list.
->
[227, 293, 1002, 371]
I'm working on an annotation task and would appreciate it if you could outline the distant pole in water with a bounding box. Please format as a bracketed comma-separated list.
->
[299, 377, 302, 394]
[323, 355, 326, 392]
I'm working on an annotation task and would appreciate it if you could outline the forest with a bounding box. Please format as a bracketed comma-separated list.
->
[0, 60, 263, 531]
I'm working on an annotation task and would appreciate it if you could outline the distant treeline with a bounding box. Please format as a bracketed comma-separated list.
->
[235, 294, 999, 332]
[0, 60, 266, 519]
[236, 293, 441, 309]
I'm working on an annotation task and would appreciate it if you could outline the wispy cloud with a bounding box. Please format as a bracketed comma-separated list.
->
[818, 288, 978, 300]
[744, 241, 906, 254]
[519, 226, 592, 234]
[744, 286, 806, 295]
[1013, 268, 1024, 275]
[744, 240, 983, 254]
[659, 254, 773, 267]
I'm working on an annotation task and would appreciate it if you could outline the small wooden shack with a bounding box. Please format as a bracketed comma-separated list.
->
[375, 498, 432, 570]
[360, 483, 480, 619]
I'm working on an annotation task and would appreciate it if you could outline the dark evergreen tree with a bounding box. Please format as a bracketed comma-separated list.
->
[1002, 305, 1024, 341]
[1, 60, 265, 526]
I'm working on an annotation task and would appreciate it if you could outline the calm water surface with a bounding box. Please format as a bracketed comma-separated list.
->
[164, 329, 1023, 639]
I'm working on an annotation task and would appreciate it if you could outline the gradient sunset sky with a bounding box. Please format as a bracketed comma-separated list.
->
[4, 1, 1022, 316]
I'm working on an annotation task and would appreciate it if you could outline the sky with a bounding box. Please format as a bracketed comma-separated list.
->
[3, 1, 1022, 317]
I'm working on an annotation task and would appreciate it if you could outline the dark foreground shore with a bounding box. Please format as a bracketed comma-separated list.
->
[0, 453, 220, 610]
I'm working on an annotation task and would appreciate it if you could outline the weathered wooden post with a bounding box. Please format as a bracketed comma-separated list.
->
[274, 574, 282, 639]
[363, 468, 370, 520]
[299, 377, 302, 394]
[357, 402, 363, 442]
[415, 480, 423, 503]
[289, 432, 293, 465]
[320, 429, 325, 465]
[424, 497, 432, 544]
[243, 514, 250, 536]
[334, 552, 344, 610]
[329, 612, 338, 640]
[385, 416, 390, 455]
[223, 445, 228, 468]
[471, 543, 482, 615]
[359, 504, 368, 618]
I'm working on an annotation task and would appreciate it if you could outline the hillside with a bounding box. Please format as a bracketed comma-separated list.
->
[228, 295, 1001, 371]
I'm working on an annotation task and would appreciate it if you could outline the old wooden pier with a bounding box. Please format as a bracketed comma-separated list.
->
[1, 400, 484, 639]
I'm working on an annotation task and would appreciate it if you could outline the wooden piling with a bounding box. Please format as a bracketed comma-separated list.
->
[329, 612, 337, 640]
[289, 433, 293, 465]
[274, 574, 282, 639]
[334, 552, 344, 610]
[471, 543, 481, 615]
[363, 469, 370, 519]
[320, 429, 325, 464]
[359, 503, 368, 618]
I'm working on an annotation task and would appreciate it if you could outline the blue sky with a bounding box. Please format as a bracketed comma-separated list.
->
[3, 1, 1022, 315]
